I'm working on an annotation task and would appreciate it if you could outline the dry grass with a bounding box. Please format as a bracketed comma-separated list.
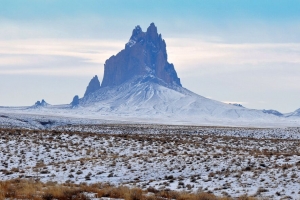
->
[0, 179, 257, 200]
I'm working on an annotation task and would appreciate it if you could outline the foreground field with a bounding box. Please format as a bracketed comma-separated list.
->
[0, 179, 248, 200]
[0, 125, 300, 199]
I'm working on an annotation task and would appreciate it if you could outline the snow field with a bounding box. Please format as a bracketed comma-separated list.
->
[56, 124, 300, 140]
[0, 126, 300, 199]
[1, 79, 300, 128]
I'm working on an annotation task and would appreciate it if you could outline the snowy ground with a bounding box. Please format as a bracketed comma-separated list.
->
[1, 108, 300, 131]
[1, 125, 300, 199]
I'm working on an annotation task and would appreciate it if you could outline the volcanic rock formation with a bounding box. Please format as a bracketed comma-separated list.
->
[84, 75, 101, 97]
[71, 95, 79, 107]
[34, 99, 49, 107]
[101, 23, 181, 88]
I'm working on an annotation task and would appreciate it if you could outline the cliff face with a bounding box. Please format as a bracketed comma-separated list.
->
[101, 23, 181, 88]
[84, 75, 101, 97]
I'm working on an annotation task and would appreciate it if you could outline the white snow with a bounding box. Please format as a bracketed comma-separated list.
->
[0, 79, 299, 128]
[0, 127, 299, 199]
[126, 39, 136, 47]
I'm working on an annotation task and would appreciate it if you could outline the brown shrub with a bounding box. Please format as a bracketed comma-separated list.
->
[0, 179, 256, 200]
[195, 192, 219, 200]
[237, 195, 257, 200]
[125, 188, 143, 200]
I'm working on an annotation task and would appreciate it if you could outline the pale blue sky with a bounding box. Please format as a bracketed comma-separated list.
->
[0, 0, 300, 112]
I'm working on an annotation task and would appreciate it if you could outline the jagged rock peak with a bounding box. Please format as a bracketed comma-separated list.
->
[84, 75, 101, 97]
[132, 25, 142, 37]
[34, 99, 49, 107]
[101, 23, 181, 88]
[146, 22, 159, 41]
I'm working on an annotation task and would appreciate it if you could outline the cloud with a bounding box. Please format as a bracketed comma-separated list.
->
[0, 39, 124, 76]
[0, 39, 124, 62]
[1, 37, 300, 112]
[166, 38, 300, 68]
[1, 37, 300, 79]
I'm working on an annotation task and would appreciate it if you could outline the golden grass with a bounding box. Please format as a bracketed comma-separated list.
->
[0, 179, 257, 200]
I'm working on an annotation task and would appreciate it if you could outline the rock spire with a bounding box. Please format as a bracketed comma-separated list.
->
[84, 75, 101, 97]
[101, 23, 181, 88]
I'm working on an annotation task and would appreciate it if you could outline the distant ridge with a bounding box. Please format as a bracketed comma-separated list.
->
[33, 99, 49, 108]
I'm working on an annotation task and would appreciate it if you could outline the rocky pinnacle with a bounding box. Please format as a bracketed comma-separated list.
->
[101, 23, 181, 88]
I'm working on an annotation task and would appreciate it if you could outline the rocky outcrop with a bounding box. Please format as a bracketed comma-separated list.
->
[84, 75, 101, 97]
[230, 103, 245, 108]
[34, 99, 49, 107]
[262, 109, 283, 117]
[71, 95, 79, 107]
[101, 23, 181, 88]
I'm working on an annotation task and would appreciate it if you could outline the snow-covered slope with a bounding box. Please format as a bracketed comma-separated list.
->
[0, 75, 298, 127]
[285, 108, 300, 118]
[73, 76, 284, 125]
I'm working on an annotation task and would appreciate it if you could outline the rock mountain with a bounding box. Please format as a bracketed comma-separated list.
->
[0, 23, 296, 127]
[102, 23, 181, 88]
[74, 23, 283, 124]
[83, 23, 181, 96]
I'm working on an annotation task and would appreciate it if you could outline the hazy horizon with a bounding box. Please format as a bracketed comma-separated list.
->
[1, 0, 300, 113]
